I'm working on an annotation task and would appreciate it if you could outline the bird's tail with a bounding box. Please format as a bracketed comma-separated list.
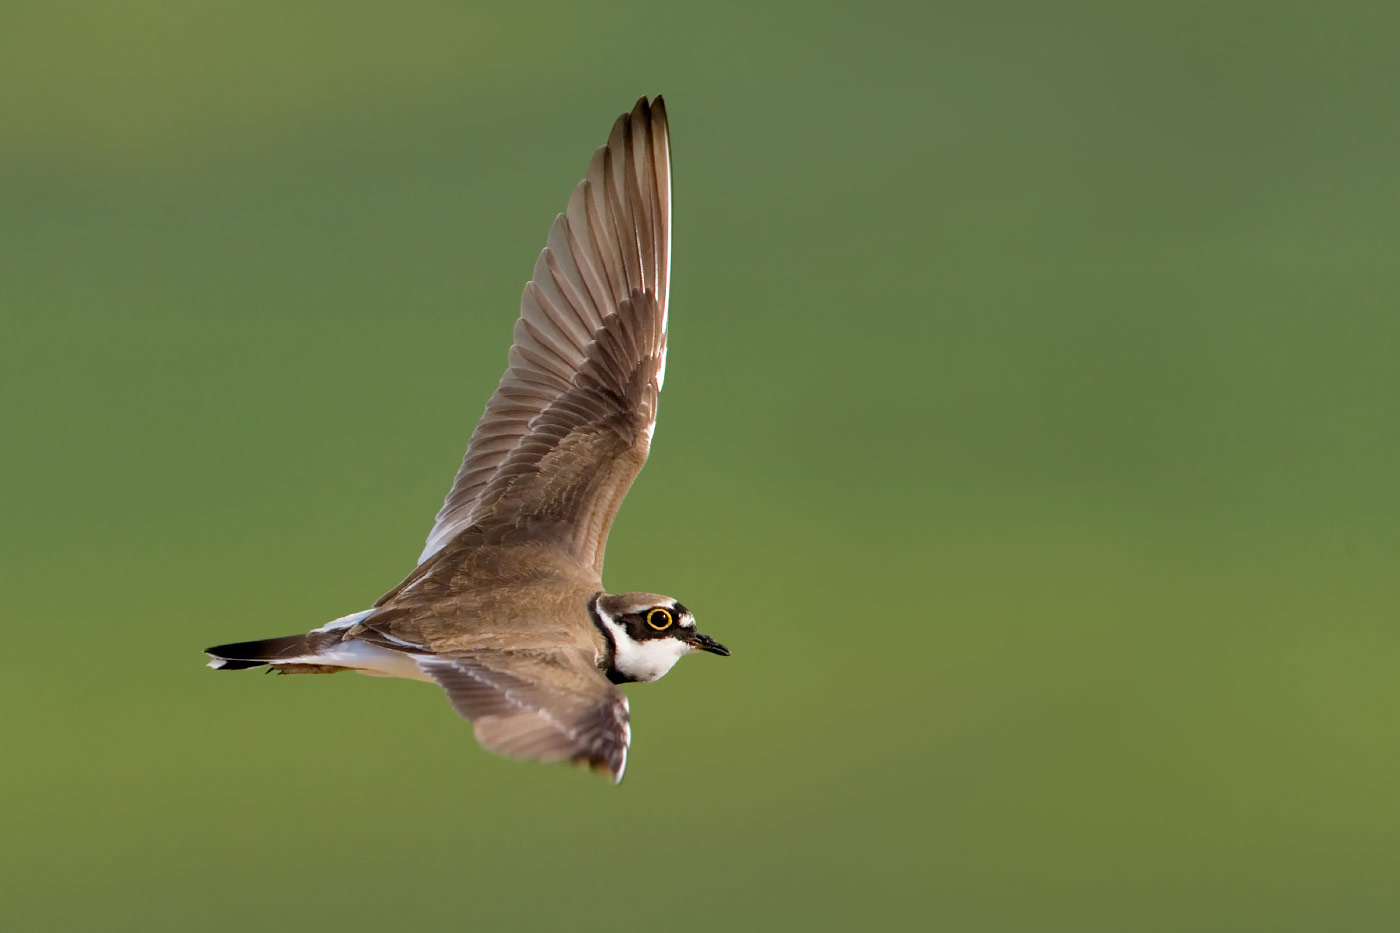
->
[205, 633, 341, 673]
[205, 609, 377, 673]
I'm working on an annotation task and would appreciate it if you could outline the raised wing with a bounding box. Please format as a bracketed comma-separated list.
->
[419, 96, 671, 568]
[416, 650, 631, 782]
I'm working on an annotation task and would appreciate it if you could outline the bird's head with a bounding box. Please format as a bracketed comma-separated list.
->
[593, 592, 729, 684]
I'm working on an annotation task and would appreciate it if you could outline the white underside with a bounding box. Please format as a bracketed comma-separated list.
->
[309, 608, 433, 680]
[300, 640, 434, 682]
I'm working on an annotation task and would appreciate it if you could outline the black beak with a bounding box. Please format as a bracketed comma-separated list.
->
[688, 631, 730, 657]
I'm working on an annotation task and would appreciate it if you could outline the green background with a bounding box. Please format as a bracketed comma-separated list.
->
[4, 2, 1398, 930]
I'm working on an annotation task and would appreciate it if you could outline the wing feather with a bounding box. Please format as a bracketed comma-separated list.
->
[419, 97, 670, 566]
[417, 651, 630, 782]
[457, 289, 663, 571]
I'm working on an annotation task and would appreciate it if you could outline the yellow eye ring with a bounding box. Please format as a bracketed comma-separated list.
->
[646, 608, 674, 631]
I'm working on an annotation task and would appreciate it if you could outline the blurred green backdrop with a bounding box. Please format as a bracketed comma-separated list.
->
[3, 2, 1398, 930]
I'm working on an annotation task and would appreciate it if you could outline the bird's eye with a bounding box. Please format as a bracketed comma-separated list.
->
[646, 608, 674, 630]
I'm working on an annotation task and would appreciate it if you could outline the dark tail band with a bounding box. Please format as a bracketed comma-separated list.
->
[205, 633, 317, 670]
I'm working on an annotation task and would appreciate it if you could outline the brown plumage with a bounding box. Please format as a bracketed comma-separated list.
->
[206, 97, 729, 783]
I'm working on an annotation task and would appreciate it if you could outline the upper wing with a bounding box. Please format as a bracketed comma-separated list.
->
[416, 650, 631, 782]
[419, 96, 671, 569]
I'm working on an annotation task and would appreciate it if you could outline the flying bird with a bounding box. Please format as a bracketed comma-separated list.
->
[205, 97, 728, 782]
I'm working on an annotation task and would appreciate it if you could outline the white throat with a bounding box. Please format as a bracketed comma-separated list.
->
[597, 613, 693, 683]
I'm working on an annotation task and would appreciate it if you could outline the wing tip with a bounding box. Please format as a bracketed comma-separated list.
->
[578, 749, 628, 784]
[624, 95, 669, 138]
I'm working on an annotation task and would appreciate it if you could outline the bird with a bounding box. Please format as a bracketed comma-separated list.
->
[204, 96, 728, 783]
